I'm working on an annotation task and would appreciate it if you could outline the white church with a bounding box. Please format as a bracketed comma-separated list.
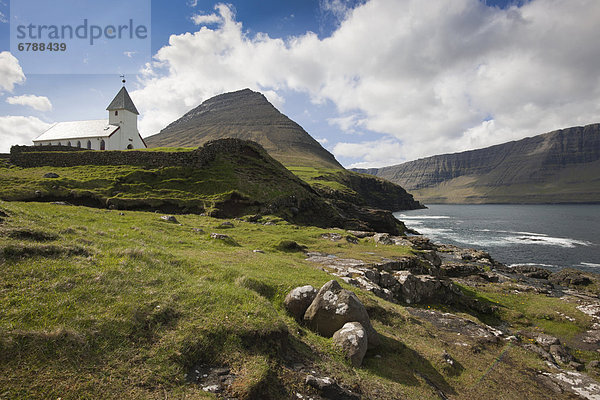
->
[33, 86, 147, 150]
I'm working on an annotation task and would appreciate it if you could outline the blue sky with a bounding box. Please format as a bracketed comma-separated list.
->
[1, 0, 599, 168]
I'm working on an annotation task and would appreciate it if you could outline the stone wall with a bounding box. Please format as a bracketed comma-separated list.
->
[9, 139, 265, 169]
[15, 145, 88, 153]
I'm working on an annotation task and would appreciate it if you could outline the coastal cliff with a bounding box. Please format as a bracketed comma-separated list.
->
[356, 124, 600, 204]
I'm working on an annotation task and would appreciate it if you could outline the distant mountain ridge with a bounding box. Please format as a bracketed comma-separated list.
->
[146, 89, 342, 169]
[355, 124, 600, 204]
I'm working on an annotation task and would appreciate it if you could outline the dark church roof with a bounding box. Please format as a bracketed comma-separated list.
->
[106, 87, 139, 115]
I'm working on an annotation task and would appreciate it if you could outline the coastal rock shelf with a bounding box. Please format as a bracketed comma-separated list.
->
[308, 230, 600, 399]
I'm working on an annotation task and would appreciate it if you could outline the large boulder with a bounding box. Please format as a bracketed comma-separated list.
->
[284, 285, 317, 321]
[304, 280, 379, 348]
[332, 322, 368, 367]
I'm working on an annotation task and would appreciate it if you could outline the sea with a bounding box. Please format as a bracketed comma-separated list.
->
[394, 204, 600, 273]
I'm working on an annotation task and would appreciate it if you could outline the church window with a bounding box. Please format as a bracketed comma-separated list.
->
[87, 140, 92, 149]
[100, 140, 106, 150]
[127, 144, 133, 149]
[67, 141, 71, 147]
[77, 141, 81, 148]
[115, 110, 118, 116]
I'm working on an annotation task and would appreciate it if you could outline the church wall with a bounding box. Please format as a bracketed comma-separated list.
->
[34, 138, 106, 150]
[34, 133, 145, 151]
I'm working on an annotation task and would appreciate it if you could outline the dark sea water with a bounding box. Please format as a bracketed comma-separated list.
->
[394, 204, 600, 273]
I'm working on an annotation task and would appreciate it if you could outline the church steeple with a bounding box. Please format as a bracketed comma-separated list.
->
[106, 86, 139, 115]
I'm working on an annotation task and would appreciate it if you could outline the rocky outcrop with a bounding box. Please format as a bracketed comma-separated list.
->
[356, 123, 600, 203]
[550, 268, 592, 286]
[395, 272, 462, 305]
[315, 169, 424, 212]
[307, 234, 508, 313]
[303, 280, 379, 348]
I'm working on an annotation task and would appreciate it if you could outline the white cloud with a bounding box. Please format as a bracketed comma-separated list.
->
[134, 0, 600, 164]
[0, 116, 53, 153]
[327, 114, 365, 134]
[191, 4, 232, 25]
[0, 11, 7, 23]
[0, 52, 25, 92]
[6, 94, 53, 112]
[316, 137, 329, 144]
[333, 137, 406, 168]
[319, 0, 356, 22]
[192, 12, 222, 25]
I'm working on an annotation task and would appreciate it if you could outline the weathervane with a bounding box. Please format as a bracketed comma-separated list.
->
[120, 74, 126, 86]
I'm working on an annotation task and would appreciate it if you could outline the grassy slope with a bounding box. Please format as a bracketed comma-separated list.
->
[288, 166, 358, 195]
[1, 201, 596, 399]
[288, 166, 423, 211]
[0, 150, 320, 215]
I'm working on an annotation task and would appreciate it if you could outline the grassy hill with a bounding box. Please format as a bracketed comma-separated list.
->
[1, 200, 598, 399]
[1, 140, 410, 234]
[144, 89, 423, 212]
[356, 124, 600, 204]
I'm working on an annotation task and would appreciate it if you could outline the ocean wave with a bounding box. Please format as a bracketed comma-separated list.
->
[407, 228, 591, 250]
[414, 227, 454, 235]
[396, 214, 450, 220]
[453, 238, 513, 247]
[512, 231, 550, 237]
[505, 234, 591, 248]
[476, 229, 550, 237]
[508, 262, 559, 269]
[581, 262, 600, 268]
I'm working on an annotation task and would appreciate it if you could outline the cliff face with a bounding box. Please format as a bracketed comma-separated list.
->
[356, 124, 600, 204]
[145, 89, 342, 169]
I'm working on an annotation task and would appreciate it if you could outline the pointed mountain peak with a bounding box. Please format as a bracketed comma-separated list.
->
[106, 87, 139, 115]
[145, 89, 342, 169]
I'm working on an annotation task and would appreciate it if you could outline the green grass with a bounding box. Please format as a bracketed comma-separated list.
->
[464, 283, 592, 341]
[0, 152, 319, 216]
[0, 200, 596, 399]
[288, 166, 355, 194]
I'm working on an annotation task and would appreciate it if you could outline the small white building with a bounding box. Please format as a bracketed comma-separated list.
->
[33, 86, 147, 150]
